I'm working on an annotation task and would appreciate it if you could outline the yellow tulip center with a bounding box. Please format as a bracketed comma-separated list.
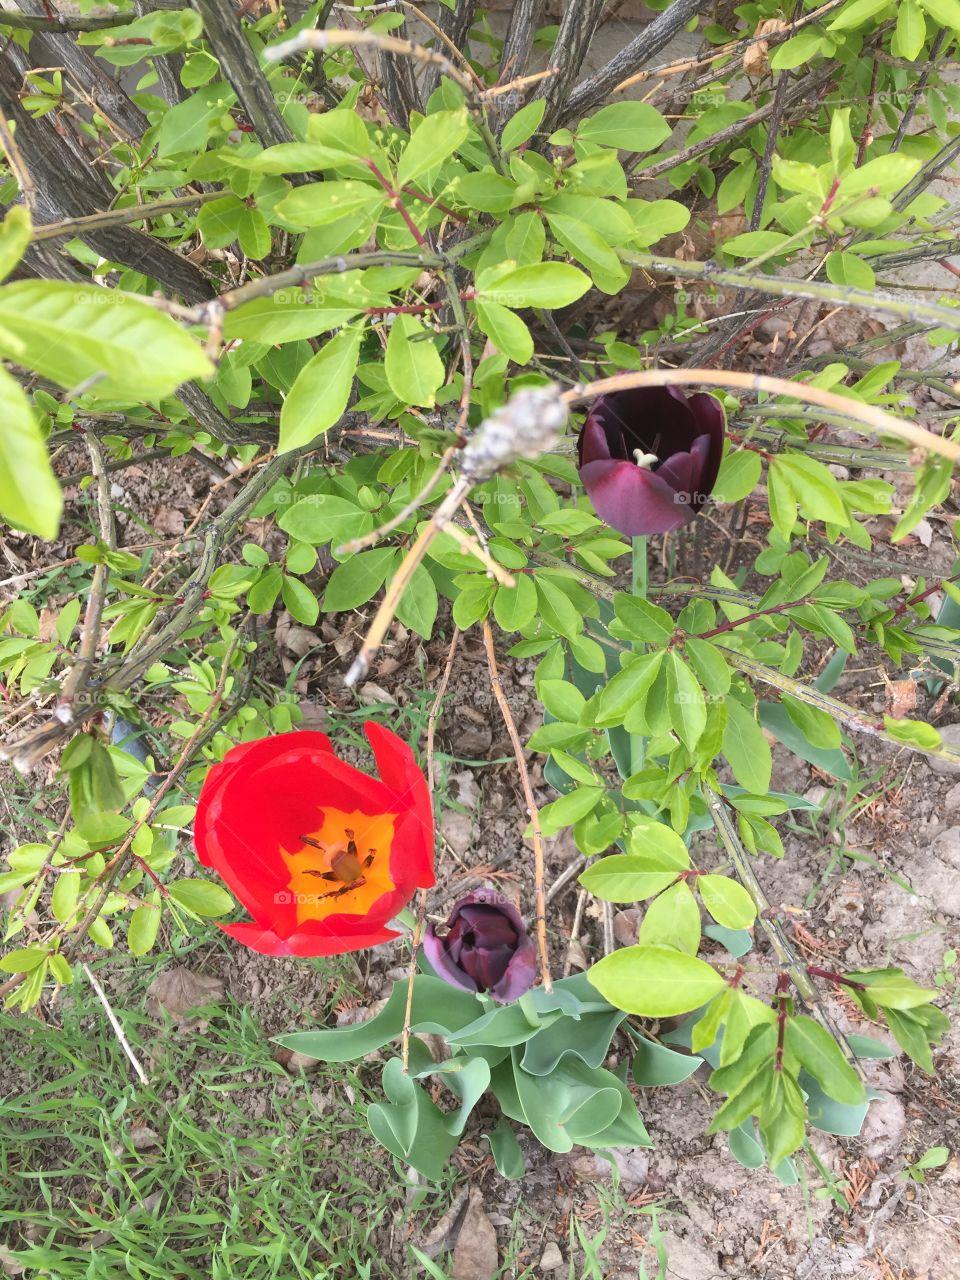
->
[281, 807, 397, 924]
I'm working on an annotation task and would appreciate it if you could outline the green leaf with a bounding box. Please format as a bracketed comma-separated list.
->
[384, 314, 444, 407]
[632, 1035, 703, 1085]
[128, 894, 162, 956]
[541, 785, 605, 833]
[0, 367, 62, 539]
[611, 593, 674, 645]
[538, 678, 586, 722]
[624, 817, 691, 868]
[723, 698, 772, 795]
[918, 0, 960, 31]
[638, 880, 702, 954]
[892, 0, 926, 58]
[578, 101, 671, 152]
[281, 575, 319, 626]
[884, 715, 941, 750]
[579, 855, 679, 903]
[761, 1075, 807, 1166]
[846, 968, 938, 1009]
[769, 31, 824, 69]
[394, 561, 437, 638]
[475, 262, 591, 309]
[369, 1057, 458, 1179]
[277, 180, 387, 228]
[501, 98, 547, 152]
[168, 879, 235, 917]
[475, 301, 534, 364]
[697, 875, 757, 930]
[722, 230, 793, 258]
[596, 651, 663, 725]
[827, 0, 895, 29]
[588, 945, 726, 1016]
[825, 252, 875, 290]
[0, 206, 31, 283]
[781, 693, 842, 750]
[713, 449, 761, 504]
[398, 108, 469, 186]
[668, 652, 707, 751]
[247, 564, 283, 614]
[279, 494, 370, 545]
[493, 574, 538, 632]
[0, 282, 213, 399]
[278, 327, 363, 453]
[323, 548, 397, 612]
[483, 1119, 526, 1179]
[277, 975, 481, 1061]
[784, 1015, 865, 1105]
[544, 211, 629, 294]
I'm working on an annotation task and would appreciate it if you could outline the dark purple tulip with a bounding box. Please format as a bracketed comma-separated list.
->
[422, 890, 537, 1004]
[577, 387, 725, 536]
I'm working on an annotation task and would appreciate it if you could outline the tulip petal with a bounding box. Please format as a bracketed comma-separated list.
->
[578, 414, 614, 466]
[592, 386, 701, 458]
[490, 939, 538, 1003]
[222, 918, 399, 957]
[365, 721, 435, 891]
[580, 458, 696, 535]
[422, 925, 481, 993]
[687, 392, 725, 498]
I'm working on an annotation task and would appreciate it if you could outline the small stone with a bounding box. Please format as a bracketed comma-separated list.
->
[927, 723, 960, 774]
[945, 783, 960, 813]
[539, 1242, 564, 1271]
[860, 1091, 906, 1160]
[441, 809, 472, 856]
[932, 826, 960, 871]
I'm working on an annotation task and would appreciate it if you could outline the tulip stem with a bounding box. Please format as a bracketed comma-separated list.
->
[629, 535, 649, 779]
[482, 620, 553, 993]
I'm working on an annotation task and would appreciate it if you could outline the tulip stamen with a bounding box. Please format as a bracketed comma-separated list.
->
[633, 449, 660, 470]
[299, 829, 378, 899]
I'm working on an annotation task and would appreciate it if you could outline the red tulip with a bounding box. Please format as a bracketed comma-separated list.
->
[577, 386, 725, 535]
[194, 724, 434, 957]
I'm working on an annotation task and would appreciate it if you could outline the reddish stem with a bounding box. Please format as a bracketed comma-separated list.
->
[806, 964, 867, 991]
[696, 597, 807, 641]
[364, 159, 427, 248]
[774, 971, 790, 1072]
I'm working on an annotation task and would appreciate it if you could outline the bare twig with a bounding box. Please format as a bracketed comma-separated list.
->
[401, 624, 461, 1074]
[564, 362, 960, 461]
[83, 964, 149, 1084]
[0, 112, 37, 210]
[444, 521, 516, 586]
[345, 475, 472, 686]
[482, 619, 552, 993]
[32, 192, 223, 242]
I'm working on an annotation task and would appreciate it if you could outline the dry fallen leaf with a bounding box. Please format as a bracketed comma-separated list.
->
[146, 967, 225, 1027]
[888, 678, 919, 720]
[451, 1188, 498, 1280]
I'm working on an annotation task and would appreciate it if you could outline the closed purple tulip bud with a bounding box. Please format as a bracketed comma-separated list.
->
[422, 890, 537, 1004]
[577, 386, 726, 536]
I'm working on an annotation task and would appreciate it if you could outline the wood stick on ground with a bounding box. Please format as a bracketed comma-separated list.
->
[83, 964, 149, 1084]
[482, 619, 552, 993]
[401, 624, 461, 1074]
